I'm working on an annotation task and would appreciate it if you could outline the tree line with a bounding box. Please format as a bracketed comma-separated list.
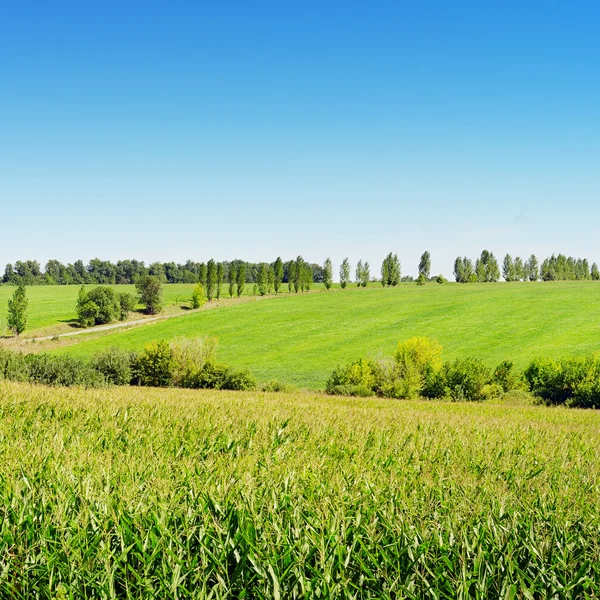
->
[454, 251, 600, 283]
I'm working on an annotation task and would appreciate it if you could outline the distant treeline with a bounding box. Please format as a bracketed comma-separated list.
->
[1, 258, 327, 286]
[2, 250, 599, 287]
[453, 251, 600, 283]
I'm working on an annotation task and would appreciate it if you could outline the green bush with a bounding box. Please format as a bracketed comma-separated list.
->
[223, 368, 256, 391]
[439, 358, 492, 401]
[170, 337, 218, 388]
[492, 360, 523, 392]
[260, 380, 296, 393]
[78, 300, 99, 328]
[524, 356, 600, 408]
[0, 349, 29, 382]
[91, 348, 135, 386]
[87, 287, 120, 325]
[118, 293, 137, 321]
[135, 340, 174, 387]
[191, 284, 207, 309]
[327, 384, 375, 397]
[326, 357, 379, 395]
[25, 354, 106, 388]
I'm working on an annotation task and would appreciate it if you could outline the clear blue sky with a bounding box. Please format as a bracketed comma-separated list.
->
[1, 1, 599, 277]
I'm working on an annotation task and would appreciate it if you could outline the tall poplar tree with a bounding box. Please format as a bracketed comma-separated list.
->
[418, 251, 431, 280]
[340, 258, 351, 289]
[287, 261, 296, 292]
[273, 257, 284, 294]
[206, 260, 217, 300]
[228, 263, 236, 298]
[236, 263, 246, 297]
[216, 263, 224, 299]
[355, 260, 363, 287]
[323, 258, 333, 290]
[7, 284, 28, 336]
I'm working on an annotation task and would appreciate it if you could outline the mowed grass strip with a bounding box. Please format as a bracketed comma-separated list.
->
[56, 281, 600, 389]
[0, 381, 599, 597]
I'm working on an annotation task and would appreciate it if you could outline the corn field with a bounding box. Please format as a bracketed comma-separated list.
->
[0, 382, 599, 598]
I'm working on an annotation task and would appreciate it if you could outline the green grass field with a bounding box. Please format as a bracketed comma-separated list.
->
[51, 281, 600, 389]
[1, 381, 599, 597]
[0, 284, 198, 335]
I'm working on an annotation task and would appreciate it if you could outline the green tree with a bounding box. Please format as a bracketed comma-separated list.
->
[592, 262, 600, 281]
[340, 258, 351, 289]
[514, 257, 524, 281]
[236, 263, 246, 297]
[136, 275, 163, 315]
[191, 283, 207, 309]
[381, 255, 390, 287]
[294, 256, 304, 293]
[302, 262, 313, 292]
[273, 257, 284, 294]
[355, 260, 363, 287]
[416, 273, 427, 286]
[206, 260, 216, 301]
[418, 251, 431, 280]
[228, 263, 236, 298]
[216, 263, 224, 300]
[323, 258, 333, 290]
[257, 263, 269, 296]
[502, 254, 515, 282]
[7, 284, 28, 336]
[87, 286, 120, 324]
[198, 263, 207, 286]
[118, 293, 136, 321]
[361, 262, 370, 287]
[287, 261, 296, 292]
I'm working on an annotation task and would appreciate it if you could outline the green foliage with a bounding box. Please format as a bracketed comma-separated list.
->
[216, 263, 223, 300]
[259, 379, 296, 393]
[524, 355, 600, 408]
[437, 358, 492, 401]
[135, 275, 163, 315]
[0, 348, 29, 381]
[416, 273, 427, 286]
[191, 283, 207, 309]
[7, 284, 28, 336]
[381, 253, 401, 286]
[525, 254, 539, 281]
[228, 262, 236, 298]
[339, 258, 351, 289]
[206, 259, 217, 301]
[236, 263, 246, 297]
[287, 260, 296, 292]
[326, 357, 379, 395]
[90, 347, 134, 385]
[135, 340, 175, 387]
[418, 251, 431, 280]
[257, 263, 269, 296]
[26, 354, 107, 388]
[435, 274, 447, 284]
[323, 258, 333, 290]
[273, 257, 284, 294]
[118, 292, 136, 321]
[170, 336, 218, 388]
[592, 262, 600, 280]
[86, 286, 120, 324]
[492, 360, 523, 392]
[76, 295, 99, 328]
[453, 256, 474, 283]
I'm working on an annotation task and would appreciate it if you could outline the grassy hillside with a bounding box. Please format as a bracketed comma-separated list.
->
[0, 283, 198, 334]
[1, 381, 598, 597]
[55, 281, 600, 389]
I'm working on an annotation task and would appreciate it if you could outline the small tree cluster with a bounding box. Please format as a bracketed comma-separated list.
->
[355, 260, 370, 287]
[7, 284, 28, 336]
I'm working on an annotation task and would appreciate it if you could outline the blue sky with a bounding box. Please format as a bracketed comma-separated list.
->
[1, 1, 599, 277]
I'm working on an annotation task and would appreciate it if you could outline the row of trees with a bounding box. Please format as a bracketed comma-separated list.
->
[454, 251, 600, 283]
[0, 258, 328, 286]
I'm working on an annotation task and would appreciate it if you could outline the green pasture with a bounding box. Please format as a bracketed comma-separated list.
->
[1, 381, 599, 597]
[56, 281, 600, 389]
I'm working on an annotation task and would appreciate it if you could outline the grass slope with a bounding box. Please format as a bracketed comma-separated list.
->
[56, 281, 600, 389]
[1, 382, 599, 597]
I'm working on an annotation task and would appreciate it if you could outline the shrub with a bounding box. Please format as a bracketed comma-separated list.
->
[440, 358, 492, 401]
[87, 287, 120, 325]
[260, 380, 296, 393]
[492, 360, 523, 392]
[118, 293, 137, 321]
[327, 384, 375, 397]
[135, 340, 174, 387]
[223, 368, 256, 391]
[170, 337, 218, 388]
[194, 361, 230, 389]
[91, 348, 134, 386]
[0, 349, 29, 382]
[524, 356, 600, 408]
[326, 357, 379, 395]
[191, 284, 207, 309]
[78, 300, 99, 328]
[25, 354, 106, 388]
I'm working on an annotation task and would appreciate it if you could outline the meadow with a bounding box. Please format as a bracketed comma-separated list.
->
[43, 280, 600, 389]
[0, 381, 598, 598]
